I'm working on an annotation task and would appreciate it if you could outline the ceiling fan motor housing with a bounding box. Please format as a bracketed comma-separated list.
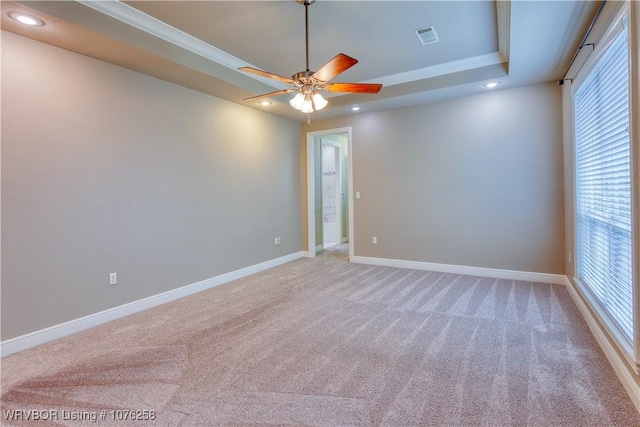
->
[292, 71, 315, 82]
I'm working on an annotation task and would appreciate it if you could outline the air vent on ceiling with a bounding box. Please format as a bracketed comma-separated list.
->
[414, 26, 439, 46]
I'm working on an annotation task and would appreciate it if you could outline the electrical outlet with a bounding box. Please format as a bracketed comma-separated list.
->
[109, 272, 117, 285]
[275, 237, 278, 245]
[372, 237, 377, 244]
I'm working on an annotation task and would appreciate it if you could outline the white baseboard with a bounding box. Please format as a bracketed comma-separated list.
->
[1, 251, 304, 357]
[564, 278, 640, 412]
[351, 255, 568, 285]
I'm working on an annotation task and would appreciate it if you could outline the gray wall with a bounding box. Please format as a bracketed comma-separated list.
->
[304, 83, 565, 274]
[1, 31, 301, 340]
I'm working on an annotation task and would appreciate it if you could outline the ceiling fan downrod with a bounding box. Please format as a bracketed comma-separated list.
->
[298, 0, 315, 75]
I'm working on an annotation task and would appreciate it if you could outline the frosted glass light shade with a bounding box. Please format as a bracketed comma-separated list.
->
[300, 99, 314, 113]
[312, 93, 328, 110]
[289, 93, 305, 110]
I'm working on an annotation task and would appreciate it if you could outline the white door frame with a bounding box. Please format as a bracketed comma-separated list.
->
[306, 127, 353, 260]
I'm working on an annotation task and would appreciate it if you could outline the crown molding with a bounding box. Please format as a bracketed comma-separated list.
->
[76, 0, 288, 90]
[365, 52, 506, 88]
[497, 0, 511, 64]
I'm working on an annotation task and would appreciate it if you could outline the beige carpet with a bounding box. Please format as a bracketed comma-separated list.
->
[2, 246, 639, 426]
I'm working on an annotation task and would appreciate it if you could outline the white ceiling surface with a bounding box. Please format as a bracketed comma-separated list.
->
[10, 1, 600, 122]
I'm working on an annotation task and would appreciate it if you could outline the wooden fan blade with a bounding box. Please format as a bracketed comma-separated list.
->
[312, 53, 358, 83]
[238, 67, 294, 85]
[244, 89, 295, 102]
[325, 83, 383, 94]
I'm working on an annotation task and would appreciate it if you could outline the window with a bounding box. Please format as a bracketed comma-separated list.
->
[574, 26, 633, 340]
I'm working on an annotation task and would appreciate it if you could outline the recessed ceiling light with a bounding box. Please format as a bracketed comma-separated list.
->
[9, 12, 44, 27]
[258, 100, 272, 106]
[483, 81, 501, 89]
[350, 106, 361, 112]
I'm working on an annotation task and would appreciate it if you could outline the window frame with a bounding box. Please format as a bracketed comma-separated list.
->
[570, 4, 639, 371]
[630, 0, 640, 366]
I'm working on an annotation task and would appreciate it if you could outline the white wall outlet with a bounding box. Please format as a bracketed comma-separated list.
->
[372, 237, 377, 244]
[274, 237, 278, 245]
[356, 192, 361, 199]
[109, 272, 117, 285]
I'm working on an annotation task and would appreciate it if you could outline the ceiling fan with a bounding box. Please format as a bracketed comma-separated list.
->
[238, 0, 382, 114]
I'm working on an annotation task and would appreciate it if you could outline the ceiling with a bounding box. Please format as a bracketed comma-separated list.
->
[2, 1, 601, 123]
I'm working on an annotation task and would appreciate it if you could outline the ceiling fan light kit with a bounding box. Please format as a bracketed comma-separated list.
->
[238, 0, 382, 116]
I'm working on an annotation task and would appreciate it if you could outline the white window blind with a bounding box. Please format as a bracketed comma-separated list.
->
[574, 28, 632, 340]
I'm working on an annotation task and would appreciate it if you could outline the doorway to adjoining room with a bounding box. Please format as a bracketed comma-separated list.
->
[321, 143, 340, 248]
[306, 127, 352, 260]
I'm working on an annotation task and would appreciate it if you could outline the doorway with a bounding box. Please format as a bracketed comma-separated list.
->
[321, 142, 341, 248]
[306, 127, 353, 260]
